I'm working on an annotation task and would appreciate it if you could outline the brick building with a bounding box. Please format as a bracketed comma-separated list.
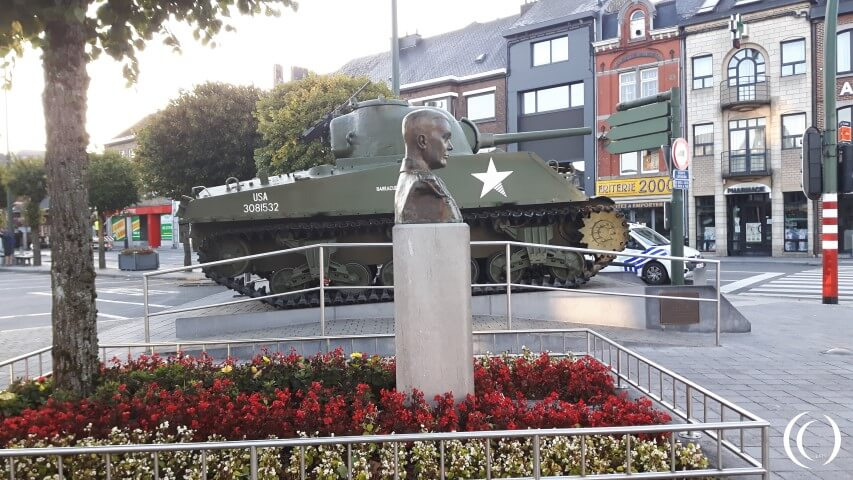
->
[593, 0, 688, 236]
[683, 0, 814, 257]
[812, 0, 853, 256]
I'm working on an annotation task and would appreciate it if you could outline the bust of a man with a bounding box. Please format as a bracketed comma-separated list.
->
[394, 109, 463, 224]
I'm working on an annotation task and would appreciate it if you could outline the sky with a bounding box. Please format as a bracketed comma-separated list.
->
[0, 0, 528, 153]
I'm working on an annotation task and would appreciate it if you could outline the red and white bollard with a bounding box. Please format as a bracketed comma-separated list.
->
[823, 193, 839, 304]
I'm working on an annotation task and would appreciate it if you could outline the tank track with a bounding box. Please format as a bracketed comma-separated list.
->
[197, 201, 625, 310]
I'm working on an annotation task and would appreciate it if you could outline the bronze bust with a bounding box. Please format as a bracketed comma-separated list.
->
[394, 109, 463, 224]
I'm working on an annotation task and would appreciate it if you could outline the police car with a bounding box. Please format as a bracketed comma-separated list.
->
[601, 223, 703, 285]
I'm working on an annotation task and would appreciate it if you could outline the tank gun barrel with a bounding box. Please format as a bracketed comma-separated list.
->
[477, 127, 592, 150]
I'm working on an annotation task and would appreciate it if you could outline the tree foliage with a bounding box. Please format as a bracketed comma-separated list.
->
[255, 74, 393, 174]
[136, 82, 263, 199]
[1, 0, 297, 397]
[7, 157, 47, 265]
[87, 152, 140, 216]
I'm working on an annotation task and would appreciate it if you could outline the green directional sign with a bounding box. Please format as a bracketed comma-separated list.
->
[607, 102, 670, 126]
[605, 132, 669, 155]
[607, 117, 670, 141]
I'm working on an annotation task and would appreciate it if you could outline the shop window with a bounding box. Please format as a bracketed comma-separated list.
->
[620, 152, 638, 175]
[783, 191, 808, 252]
[466, 93, 495, 121]
[781, 39, 806, 76]
[696, 196, 715, 252]
[630, 10, 646, 39]
[532, 36, 569, 67]
[781, 113, 806, 150]
[693, 123, 714, 157]
[692, 55, 713, 89]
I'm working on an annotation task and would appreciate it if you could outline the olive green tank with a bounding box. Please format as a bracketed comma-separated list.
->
[181, 98, 628, 308]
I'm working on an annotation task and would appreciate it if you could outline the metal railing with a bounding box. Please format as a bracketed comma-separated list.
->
[719, 78, 770, 110]
[0, 328, 770, 479]
[721, 150, 771, 178]
[142, 241, 721, 344]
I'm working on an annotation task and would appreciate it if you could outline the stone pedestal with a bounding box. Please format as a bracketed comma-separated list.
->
[393, 223, 474, 400]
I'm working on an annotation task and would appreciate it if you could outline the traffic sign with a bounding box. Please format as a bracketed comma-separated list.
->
[674, 179, 689, 190]
[671, 138, 690, 170]
[672, 170, 689, 180]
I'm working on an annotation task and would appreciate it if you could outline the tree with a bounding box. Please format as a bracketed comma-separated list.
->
[255, 74, 393, 175]
[136, 82, 263, 266]
[87, 152, 140, 269]
[1, 0, 297, 397]
[7, 158, 47, 266]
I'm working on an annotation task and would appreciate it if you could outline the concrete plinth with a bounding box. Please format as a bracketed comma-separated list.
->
[392, 223, 474, 400]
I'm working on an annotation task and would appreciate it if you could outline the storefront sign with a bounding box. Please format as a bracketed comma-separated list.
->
[616, 201, 666, 209]
[131, 216, 141, 241]
[596, 176, 673, 197]
[161, 214, 173, 241]
[724, 183, 770, 195]
[840, 81, 853, 96]
[111, 217, 126, 241]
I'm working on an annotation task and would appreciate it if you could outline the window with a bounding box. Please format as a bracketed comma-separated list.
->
[839, 30, 852, 74]
[466, 93, 495, 121]
[620, 72, 636, 102]
[692, 55, 713, 89]
[532, 36, 569, 66]
[620, 152, 638, 175]
[693, 123, 714, 157]
[781, 113, 806, 149]
[728, 48, 766, 84]
[784, 192, 808, 252]
[727, 117, 766, 174]
[522, 82, 583, 114]
[696, 196, 715, 252]
[630, 10, 645, 39]
[641, 68, 658, 98]
[781, 39, 806, 76]
[423, 97, 453, 114]
[641, 150, 659, 173]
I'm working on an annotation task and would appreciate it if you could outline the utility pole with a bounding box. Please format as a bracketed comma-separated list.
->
[669, 89, 684, 286]
[823, 0, 840, 304]
[390, 0, 400, 96]
[3, 85, 13, 237]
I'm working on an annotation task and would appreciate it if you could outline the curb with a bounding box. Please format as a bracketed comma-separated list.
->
[0, 266, 205, 282]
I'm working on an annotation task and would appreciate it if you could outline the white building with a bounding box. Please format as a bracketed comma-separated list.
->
[683, 0, 814, 257]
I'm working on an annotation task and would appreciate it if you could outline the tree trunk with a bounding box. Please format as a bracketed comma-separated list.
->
[32, 219, 42, 267]
[98, 212, 106, 269]
[181, 222, 192, 266]
[43, 8, 99, 398]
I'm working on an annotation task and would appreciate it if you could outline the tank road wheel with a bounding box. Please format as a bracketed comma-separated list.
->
[211, 236, 251, 278]
[380, 260, 394, 286]
[486, 249, 527, 284]
[547, 251, 585, 285]
[269, 265, 313, 295]
[338, 262, 372, 295]
[578, 210, 629, 252]
[469, 259, 481, 284]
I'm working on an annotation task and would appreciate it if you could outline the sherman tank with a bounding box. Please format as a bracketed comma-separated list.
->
[181, 97, 628, 308]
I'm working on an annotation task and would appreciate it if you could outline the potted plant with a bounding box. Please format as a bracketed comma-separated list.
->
[117, 247, 159, 271]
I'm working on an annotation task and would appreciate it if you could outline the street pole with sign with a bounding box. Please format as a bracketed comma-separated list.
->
[823, 0, 839, 304]
[670, 137, 690, 286]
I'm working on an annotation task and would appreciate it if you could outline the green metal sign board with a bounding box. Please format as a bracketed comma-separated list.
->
[607, 117, 670, 141]
[606, 102, 669, 127]
[605, 132, 669, 155]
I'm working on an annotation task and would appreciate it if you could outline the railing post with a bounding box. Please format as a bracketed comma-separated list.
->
[762, 426, 770, 479]
[715, 261, 721, 347]
[505, 242, 512, 329]
[143, 274, 151, 343]
[319, 246, 326, 336]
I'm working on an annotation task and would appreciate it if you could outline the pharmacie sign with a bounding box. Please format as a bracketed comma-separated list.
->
[841, 81, 853, 96]
[596, 176, 673, 197]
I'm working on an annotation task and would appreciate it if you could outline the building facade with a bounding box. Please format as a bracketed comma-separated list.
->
[683, 0, 814, 257]
[594, 0, 685, 236]
[812, 0, 853, 256]
[504, 0, 598, 193]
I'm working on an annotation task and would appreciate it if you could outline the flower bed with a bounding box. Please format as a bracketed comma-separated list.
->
[0, 350, 709, 479]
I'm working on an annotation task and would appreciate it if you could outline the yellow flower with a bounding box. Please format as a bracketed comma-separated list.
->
[220, 365, 233, 374]
[350, 352, 363, 360]
[262, 356, 271, 364]
[251, 366, 258, 374]
[0, 391, 16, 401]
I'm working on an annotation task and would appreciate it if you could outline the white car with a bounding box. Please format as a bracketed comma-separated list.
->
[601, 224, 703, 285]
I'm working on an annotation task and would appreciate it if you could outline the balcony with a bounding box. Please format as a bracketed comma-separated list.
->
[721, 150, 771, 178]
[719, 78, 771, 111]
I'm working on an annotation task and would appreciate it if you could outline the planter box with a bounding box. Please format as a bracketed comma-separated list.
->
[118, 252, 159, 271]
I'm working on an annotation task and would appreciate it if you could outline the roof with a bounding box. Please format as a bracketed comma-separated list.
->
[680, 0, 810, 25]
[507, 0, 600, 31]
[337, 14, 518, 87]
[600, 0, 694, 40]
[104, 114, 155, 146]
[811, 0, 853, 19]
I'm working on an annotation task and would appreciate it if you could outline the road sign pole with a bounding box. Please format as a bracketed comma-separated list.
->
[669, 89, 684, 286]
[824, 0, 839, 304]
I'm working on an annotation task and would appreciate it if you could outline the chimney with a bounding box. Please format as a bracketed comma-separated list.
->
[273, 64, 284, 86]
[398, 32, 422, 50]
[290, 66, 311, 81]
[520, 0, 537, 16]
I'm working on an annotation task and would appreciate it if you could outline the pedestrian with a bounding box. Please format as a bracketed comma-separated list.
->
[1, 228, 14, 266]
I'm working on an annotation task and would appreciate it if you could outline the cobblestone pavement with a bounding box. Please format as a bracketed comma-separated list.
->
[3, 277, 852, 478]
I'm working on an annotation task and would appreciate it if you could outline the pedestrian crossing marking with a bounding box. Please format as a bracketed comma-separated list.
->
[737, 266, 853, 300]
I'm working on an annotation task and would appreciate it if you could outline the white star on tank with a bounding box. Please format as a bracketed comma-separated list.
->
[471, 158, 513, 198]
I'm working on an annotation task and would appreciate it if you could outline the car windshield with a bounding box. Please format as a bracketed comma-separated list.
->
[632, 226, 670, 246]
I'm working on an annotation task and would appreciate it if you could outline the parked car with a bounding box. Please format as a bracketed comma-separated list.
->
[91, 235, 114, 251]
[600, 223, 703, 285]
